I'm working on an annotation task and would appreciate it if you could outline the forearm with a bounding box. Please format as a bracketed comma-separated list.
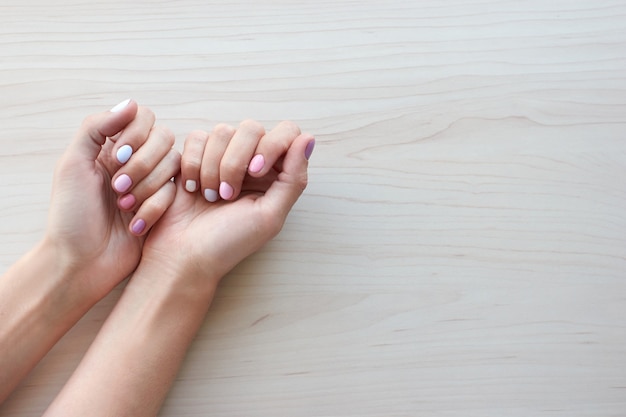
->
[0, 240, 97, 403]
[43, 260, 216, 417]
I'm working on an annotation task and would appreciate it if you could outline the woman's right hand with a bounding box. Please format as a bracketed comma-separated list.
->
[139, 120, 314, 298]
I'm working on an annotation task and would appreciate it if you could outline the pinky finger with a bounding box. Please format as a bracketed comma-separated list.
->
[129, 179, 176, 236]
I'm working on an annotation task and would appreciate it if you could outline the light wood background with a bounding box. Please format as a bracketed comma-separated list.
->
[1, 0, 625, 416]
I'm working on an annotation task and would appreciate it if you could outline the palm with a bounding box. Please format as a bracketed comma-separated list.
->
[144, 173, 279, 286]
[48, 143, 143, 292]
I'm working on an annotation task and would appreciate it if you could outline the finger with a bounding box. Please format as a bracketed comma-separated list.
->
[262, 134, 314, 229]
[111, 125, 175, 194]
[219, 119, 265, 201]
[200, 123, 235, 202]
[68, 98, 138, 162]
[128, 180, 177, 236]
[118, 148, 181, 211]
[248, 120, 301, 178]
[181, 130, 208, 193]
[109, 106, 157, 165]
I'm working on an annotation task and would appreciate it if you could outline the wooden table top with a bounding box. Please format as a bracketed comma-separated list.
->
[1, 1, 625, 415]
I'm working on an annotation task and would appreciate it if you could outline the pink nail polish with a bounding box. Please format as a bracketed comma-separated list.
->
[305, 139, 315, 160]
[114, 174, 132, 193]
[131, 219, 146, 235]
[119, 194, 136, 210]
[219, 181, 234, 200]
[249, 154, 265, 173]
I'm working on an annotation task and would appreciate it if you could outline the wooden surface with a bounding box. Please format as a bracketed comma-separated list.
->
[1, 0, 626, 415]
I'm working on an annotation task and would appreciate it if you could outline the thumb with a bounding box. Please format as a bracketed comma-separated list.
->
[67, 99, 138, 162]
[262, 133, 315, 222]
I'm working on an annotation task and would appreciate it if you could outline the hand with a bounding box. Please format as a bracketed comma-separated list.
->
[45, 99, 180, 300]
[141, 120, 315, 296]
[38, 121, 313, 417]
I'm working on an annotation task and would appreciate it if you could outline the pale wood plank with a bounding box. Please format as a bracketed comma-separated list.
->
[1, 0, 625, 416]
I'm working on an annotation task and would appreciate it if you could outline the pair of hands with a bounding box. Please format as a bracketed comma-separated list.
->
[46, 99, 314, 302]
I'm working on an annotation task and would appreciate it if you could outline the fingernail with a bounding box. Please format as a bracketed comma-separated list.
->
[219, 182, 234, 200]
[113, 174, 132, 193]
[204, 188, 219, 202]
[131, 218, 146, 235]
[305, 139, 315, 160]
[119, 194, 136, 210]
[185, 179, 197, 193]
[110, 98, 131, 113]
[116, 144, 133, 164]
[249, 154, 265, 173]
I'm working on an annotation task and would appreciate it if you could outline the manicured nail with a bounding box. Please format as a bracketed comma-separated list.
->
[305, 139, 315, 160]
[204, 188, 219, 202]
[113, 174, 132, 193]
[116, 144, 133, 164]
[131, 218, 146, 235]
[110, 98, 131, 113]
[119, 194, 136, 210]
[249, 154, 265, 173]
[185, 179, 197, 193]
[219, 181, 234, 200]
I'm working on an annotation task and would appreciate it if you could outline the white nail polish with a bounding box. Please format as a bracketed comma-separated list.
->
[116, 145, 133, 164]
[204, 188, 219, 202]
[110, 98, 131, 113]
[185, 179, 197, 193]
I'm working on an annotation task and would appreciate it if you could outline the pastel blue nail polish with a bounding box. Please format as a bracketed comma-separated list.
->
[116, 145, 133, 164]
[204, 189, 219, 202]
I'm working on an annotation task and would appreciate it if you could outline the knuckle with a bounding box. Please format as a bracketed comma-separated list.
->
[296, 171, 308, 192]
[82, 113, 98, 129]
[278, 120, 301, 137]
[81, 115, 105, 141]
[138, 106, 156, 122]
[141, 175, 175, 205]
[212, 123, 235, 139]
[220, 158, 244, 177]
[200, 163, 219, 184]
[182, 147, 200, 166]
[167, 149, 182, 169]
[154, 125, 175, 147]
[299, 180, 308, 192]
[182, 157, 201, 172]
[142, 196, 163, 215]
[240, 119, 265, 136]
[187, 129, 208, 144]
[133, 154, 152, 173]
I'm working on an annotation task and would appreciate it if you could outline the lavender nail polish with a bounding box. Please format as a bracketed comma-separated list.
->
[304, 139, 315, 160]
[131, 219, 146, 235]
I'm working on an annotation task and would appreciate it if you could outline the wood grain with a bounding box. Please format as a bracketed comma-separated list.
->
[1, 0, 625, 415]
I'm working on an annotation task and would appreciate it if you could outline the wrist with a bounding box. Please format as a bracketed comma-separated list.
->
[41, 250, 218, 417]
[0, 239, 103, 401]
[133, 248, 222, 305]
[28, 238, 101, 319]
